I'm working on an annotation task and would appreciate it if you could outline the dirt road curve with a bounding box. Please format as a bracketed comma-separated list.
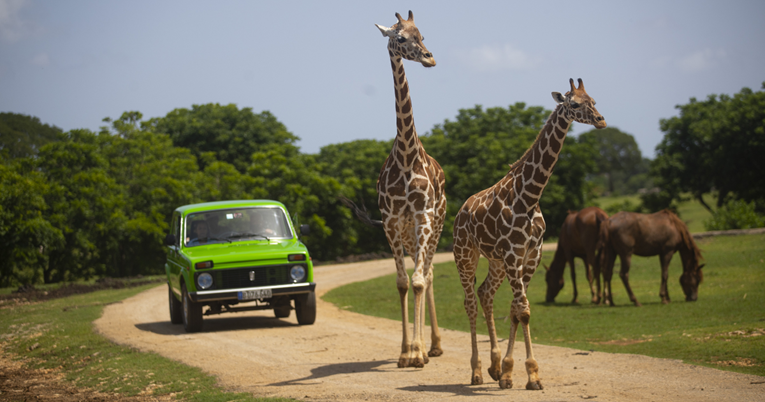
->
[95, 252, 763, 401]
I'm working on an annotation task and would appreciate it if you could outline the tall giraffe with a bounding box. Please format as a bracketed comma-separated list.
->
[374, 11, 445, 368]
[452, 79, 606, 389]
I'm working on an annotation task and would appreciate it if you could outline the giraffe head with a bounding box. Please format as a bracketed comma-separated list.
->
[552, 78, 607, 129]
[375, 11, 436, 67]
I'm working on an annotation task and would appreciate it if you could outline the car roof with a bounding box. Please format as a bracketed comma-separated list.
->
[174, 200, 287, 216]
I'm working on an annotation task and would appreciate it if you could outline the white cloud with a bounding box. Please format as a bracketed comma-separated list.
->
[30, 52, 49, 66]
[459, 43, 542, 72]
[0, 0, 31, 43]
[676, 48, 727, 72]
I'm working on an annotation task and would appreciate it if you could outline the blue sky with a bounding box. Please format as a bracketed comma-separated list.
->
[1, 0, 763, 158]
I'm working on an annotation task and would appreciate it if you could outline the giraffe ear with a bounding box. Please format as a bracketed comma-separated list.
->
[552, 92, 566, 104]
[376, 24, 394, 37]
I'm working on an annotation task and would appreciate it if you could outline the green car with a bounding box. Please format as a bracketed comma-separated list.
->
[164, 200, 316, 332]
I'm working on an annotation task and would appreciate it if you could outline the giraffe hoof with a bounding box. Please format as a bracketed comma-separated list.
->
[398, 357, 409, 368]
[488, 367, 501, 382]
[526, 380, 543, 390]
[499, 378, 512, 389]
[427, 347, 443, 357]
[471, 374, 483, 385]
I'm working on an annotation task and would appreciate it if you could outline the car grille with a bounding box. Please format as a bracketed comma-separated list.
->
[210, 264, 306, 290]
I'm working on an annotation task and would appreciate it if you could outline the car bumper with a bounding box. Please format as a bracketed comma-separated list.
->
[189, 282, 316, 303]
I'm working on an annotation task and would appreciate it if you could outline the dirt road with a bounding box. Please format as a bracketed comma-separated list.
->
[95, 252, 763, 401]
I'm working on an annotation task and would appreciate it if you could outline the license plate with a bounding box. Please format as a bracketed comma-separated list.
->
[238, 289, 272, 300]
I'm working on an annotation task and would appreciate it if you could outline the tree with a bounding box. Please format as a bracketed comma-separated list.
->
[0, 112, 62, 159]
[577, 127, 647, 195]
[0, 162, 63, 286]
[315, 139, 393, 255]
[652, 83, 765, 213]
[36, 130, 127, 283]
[146, 104, 300, 173]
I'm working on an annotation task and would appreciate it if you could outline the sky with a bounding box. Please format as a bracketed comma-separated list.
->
[1, 0, 764, 158]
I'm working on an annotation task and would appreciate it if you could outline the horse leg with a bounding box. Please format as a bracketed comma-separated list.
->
[603, 248, 617, 306]
[618, 253, 642, 307]
[568, 256, 578, 304]
[659, 251, 674, 304]
[584, 256, 597, 304]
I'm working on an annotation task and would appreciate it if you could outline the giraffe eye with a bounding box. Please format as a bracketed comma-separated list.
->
[396, 36, 407, 43]
[570, 101, 581, 109]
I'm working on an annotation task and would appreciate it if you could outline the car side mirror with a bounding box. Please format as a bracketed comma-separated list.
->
[165, 234, 176, 246]
[300, 224, 310, 236]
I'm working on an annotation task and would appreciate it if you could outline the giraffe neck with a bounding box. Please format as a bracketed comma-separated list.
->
[506, 104, 573, 210]
[388, 55, 423, 171]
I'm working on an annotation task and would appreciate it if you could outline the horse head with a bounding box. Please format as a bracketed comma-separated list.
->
[680, 263, 704, 301]
[544, 261, 566, 303]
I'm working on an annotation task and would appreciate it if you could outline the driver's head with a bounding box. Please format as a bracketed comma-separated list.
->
[194, 221, 209, 237]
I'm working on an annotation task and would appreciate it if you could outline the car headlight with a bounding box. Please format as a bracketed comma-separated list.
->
[290, 265, 306, 282]
[197, 272, 213, 290]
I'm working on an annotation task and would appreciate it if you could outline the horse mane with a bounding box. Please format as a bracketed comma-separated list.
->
[662, 209, 703, 266]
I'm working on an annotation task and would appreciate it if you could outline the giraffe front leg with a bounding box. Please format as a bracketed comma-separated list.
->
[396, 274, 412, 368]
[408, 269, 428, 368]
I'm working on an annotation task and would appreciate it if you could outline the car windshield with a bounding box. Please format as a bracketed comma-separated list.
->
[184, 207, 292, 247]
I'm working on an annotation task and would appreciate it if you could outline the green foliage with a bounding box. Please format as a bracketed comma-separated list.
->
[0, 164, 63, 286]
[315, 139, 392, 256]
[147, 103, 300, 173]
[578, 127, 650, 196]
[0, 281, 289, 401]
[325, 234, 765, 376]
[0, 112, 62, 159]
[705, 199, 765, 230]
[653, 83, 765, 212]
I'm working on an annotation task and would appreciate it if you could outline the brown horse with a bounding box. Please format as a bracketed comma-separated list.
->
[545, 207, 609, 304]
[599, 209, 704, 306]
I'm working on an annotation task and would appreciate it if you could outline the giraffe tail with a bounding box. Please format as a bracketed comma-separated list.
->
[339, 196, 384, 228]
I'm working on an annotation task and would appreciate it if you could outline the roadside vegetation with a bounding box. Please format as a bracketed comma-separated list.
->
[0, 279, 292, 401]
[324, 233, 765, 377]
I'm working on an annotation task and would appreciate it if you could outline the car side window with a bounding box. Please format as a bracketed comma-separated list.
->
[173, 214, 181, 247]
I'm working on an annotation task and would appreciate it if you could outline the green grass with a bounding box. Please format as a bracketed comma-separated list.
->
[324, 233, 765, 377]
[0, 279, 293, 401]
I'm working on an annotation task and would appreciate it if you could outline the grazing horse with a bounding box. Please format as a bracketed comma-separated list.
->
[599, 209, 704, 306]
[545, 206, 609, 304]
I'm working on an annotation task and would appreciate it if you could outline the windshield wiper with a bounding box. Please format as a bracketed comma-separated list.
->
[226, 232, 270, 241]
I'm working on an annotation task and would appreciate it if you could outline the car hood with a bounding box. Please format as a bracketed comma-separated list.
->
[183, 240, 307, 266]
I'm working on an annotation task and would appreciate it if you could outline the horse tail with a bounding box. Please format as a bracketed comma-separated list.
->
[664, 209, 703, 266]
[596, 214, 612, 275]
[339, 196, 384, 228]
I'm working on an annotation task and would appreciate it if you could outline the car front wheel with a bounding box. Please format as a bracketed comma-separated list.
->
[168, 285, 183, 324]
[182, 283, 203, 333]
[295, 291, 316, 325]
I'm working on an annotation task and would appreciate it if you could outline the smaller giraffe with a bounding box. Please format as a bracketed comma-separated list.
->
[453, 79, 606, 390]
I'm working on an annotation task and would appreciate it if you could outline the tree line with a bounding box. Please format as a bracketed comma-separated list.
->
[1, 82, 763, 286]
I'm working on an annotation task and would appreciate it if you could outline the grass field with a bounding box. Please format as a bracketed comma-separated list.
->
[324, 233, 765, 377]
[0, 280, 292, 401]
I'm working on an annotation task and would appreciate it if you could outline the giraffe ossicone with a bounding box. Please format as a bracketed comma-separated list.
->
[452, 78, 606, 389]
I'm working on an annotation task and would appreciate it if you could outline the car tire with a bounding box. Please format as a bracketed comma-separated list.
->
[182, 283, 203, 333]
[295, 291, 316, 325]
[168, 285, 183, 324]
